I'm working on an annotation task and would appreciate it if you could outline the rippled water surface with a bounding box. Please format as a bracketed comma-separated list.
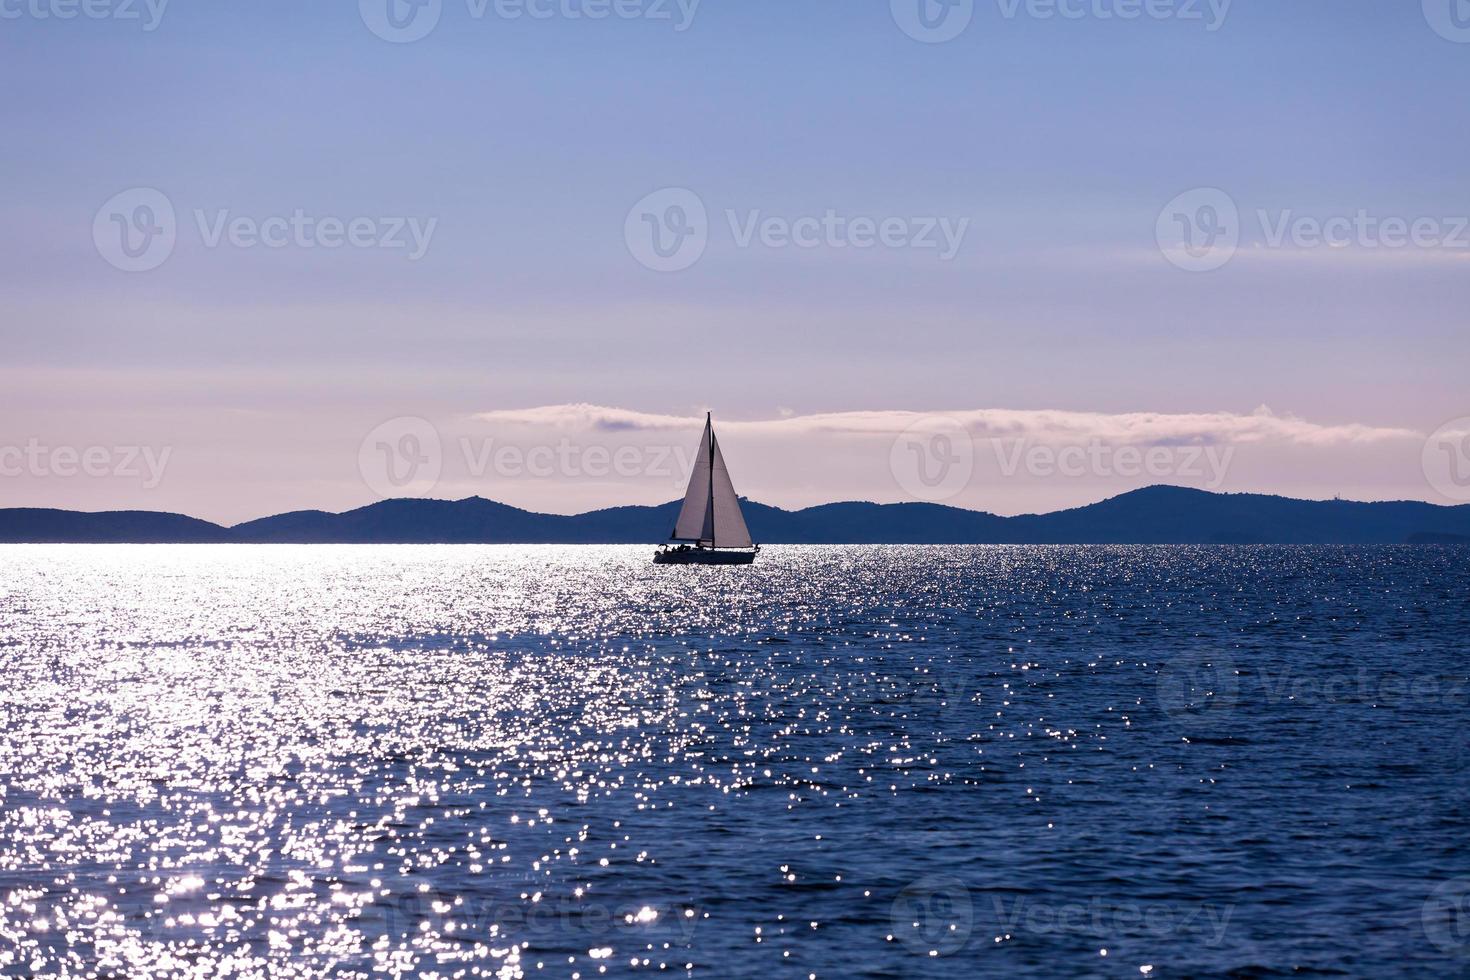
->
[2, 545, 1468, 978]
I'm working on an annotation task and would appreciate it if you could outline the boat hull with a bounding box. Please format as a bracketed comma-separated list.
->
[653, 548, 757, 566]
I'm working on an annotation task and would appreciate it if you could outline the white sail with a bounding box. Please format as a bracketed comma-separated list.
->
[709, 434, 752, 549]
[669, 414, 753, 549]
[672, 416, 713, 543]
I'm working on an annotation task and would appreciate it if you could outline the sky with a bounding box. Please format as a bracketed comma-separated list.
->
[2, 0, 1469, 524]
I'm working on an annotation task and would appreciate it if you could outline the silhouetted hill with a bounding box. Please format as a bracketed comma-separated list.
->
[0, 508, 232, 543]
[2, 487, 1469, 544]
[232, 498, 568, 543]
[998, 486, 1470, 544]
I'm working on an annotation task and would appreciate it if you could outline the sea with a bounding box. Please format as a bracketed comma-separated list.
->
[1, 544, 1467, 978]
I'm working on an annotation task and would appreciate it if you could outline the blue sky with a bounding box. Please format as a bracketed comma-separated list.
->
[3, 1, 1469, 521]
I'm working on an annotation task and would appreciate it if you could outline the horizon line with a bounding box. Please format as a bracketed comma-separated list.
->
[3, 483, 1467, 532]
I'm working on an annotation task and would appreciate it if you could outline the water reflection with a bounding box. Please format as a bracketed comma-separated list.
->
[0, 544, 1466, 977]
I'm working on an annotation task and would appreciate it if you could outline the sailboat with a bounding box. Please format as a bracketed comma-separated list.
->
[654, 413, 760, 565]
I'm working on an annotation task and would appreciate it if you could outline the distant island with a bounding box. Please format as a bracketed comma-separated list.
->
[2, 486, 1468, 545]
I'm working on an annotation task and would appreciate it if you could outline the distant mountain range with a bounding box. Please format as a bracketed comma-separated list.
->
[2, 486, 1468, 544]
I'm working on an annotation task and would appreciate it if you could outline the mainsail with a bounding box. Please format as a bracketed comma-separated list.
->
[671, 414, 753, 549]
[672, 420, 712, 542]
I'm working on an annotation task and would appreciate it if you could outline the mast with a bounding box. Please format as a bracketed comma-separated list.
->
[706, 412, 715, 547]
